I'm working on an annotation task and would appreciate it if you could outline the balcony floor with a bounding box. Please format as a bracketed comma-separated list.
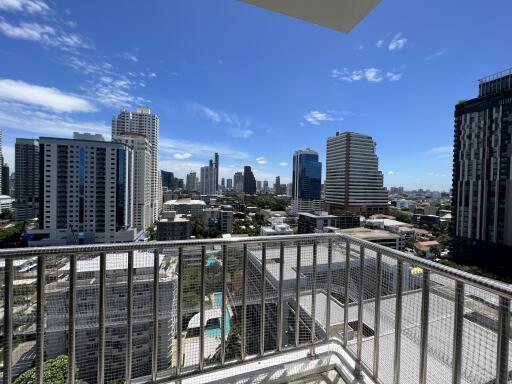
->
[290, 370, 346, 384]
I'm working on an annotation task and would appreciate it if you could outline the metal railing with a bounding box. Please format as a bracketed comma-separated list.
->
[1, 233, 511, 384]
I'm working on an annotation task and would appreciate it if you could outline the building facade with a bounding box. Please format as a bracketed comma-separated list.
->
[112, 107, 159, 222]
[186, 172, 198, 192]
[1, 163, 10, 196]
[14, 138, 40, 220]
[200, 154, 219, 195]
[234, 172, 244, 193]
[161, 170, 175, 190]
[325, 131, 388, 216]
[291, 148, 322, 215]
[298, 211, 360, 234]
[452, 69, 512, 266]
[243, 166, 256, 195]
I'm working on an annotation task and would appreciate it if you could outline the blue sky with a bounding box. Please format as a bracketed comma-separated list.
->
[0, 0, 511, 191]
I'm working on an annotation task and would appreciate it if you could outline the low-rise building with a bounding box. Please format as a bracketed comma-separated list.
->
[298, 211, 360, 234]
[202, 206, 233, 234]
[260, 217, 294, 236]
[163, 198, 206, 218]
[335, 227, 405, 250]
[157, 211, 191, 241]
[0, 194, 13, 212]
[415, 240, 441, 258]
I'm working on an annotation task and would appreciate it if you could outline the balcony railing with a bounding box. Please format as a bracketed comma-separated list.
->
[1, 233, 511, 384]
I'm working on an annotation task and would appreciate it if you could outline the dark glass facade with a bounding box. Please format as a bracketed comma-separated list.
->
[292, 149, 322, 200]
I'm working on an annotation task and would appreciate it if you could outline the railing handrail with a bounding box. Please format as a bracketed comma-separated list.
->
[1, 232, 511, 299]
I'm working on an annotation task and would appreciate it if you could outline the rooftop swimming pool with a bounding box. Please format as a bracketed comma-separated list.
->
[204, 292, 232, 337]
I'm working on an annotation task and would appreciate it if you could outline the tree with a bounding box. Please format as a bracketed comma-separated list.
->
[0, 208, 12, 219]
[146, 224, 156, 241]
[13, 355, 86, 384]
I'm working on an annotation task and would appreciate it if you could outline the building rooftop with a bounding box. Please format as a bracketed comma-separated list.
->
[164, 198, 206, 206]
[59, 251, 164, 272]
[340, 227, 402, 240]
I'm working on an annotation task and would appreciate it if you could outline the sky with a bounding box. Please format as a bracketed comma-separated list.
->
[0, 0, 511, 191]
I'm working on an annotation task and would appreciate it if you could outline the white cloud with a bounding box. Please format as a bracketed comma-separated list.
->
[0, 17, 90, 50]
[424, 49, 447, 62]
[227, 128, 253, 139]
[304, 110, 347, 125]
[173, 152, 192, 160]
[425, 145, 452, 154]
[332, 67, 403, 83]
[0, 0, 49, 14]
[148, 72, 157, 78]
[256, 157, 267, 165]
[388, 33, 407, 50]
[122, 53, 138, 62]
[388, 171, 395, 175]
[193, 102, 254, 139]
[279, 162, 288, 166]
[194, 103, 221, 122]
[376, 40, 384, 48]
[0, 78, 95, 112]
[160, 137, 249, 160]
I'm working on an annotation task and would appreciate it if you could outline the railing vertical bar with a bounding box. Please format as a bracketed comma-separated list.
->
[393, 260, 404, 384]
[199, 246, 206, 370]
[260, 243, 267, 356]
[295, 242, 302, 347]
[241, 244, 248, 361]
[221, 244, 228, 365]
[68, 254, 77, 384]
[151, 249, 160, 382]
[125, 250, 134, 383]
[372, 252, 382, 379]
[419, 270, 431, 384]
[277, 241, 285, 351]
[3, 257, 13, 384]
[36, 256, 46, 384]
[310, 240, 318, 355]
[452, 281, 465, 384]
[176, 247, 183, 375]
[496, 296, 510, 384]
[325, 240, 332, 340]
[355, 245, 365, 377]
[343, 240, 350, 347]
[97, 252, 107, 384]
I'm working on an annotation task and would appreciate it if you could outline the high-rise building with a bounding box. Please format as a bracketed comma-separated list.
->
[200, 156, 217, 195]
[274, 176, 281, 194]
[325, 131, 388, 215]
[1, 163, 9, 196]
[14, 138, 40, 220]
[221, 177, 225, 191]
[452, 69, 512, 266]
[27, 133, 137, 245]
[256, 180, 262, 192]
[161, 170, 175, 190]
[114, 133, 152, 231]
[214, 152, 219, 192]
[0, 127, 3, 193]
[186, 172, 198, 192]
[112, 107, 159, 221]
[226, 178, 233, 190]
[243, 166, 256, 195]
[263, 180, 269, 193]
[234, 172, 244, 193]
[291, 149, 322, 215]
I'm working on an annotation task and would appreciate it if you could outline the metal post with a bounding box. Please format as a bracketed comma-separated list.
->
[151, 249, 160, 382]
[452, 281, 464, 384]
[393, 260, 404, 384]
[68, 254, 77, 384]
[496, 297, 510, 384]
[3, 257, 13, 384]
[355, 246, 365, 377]
[199, 246, 206, 370]
[343, 240, 350, 347]
[260, 243, 267, 356]
[310, 240, 318, 356]
[295, 243, 301, 347]
[125, 250, 134, 383]
[326, 240, 332, 340]
[36, 256, 46, 384]
[97, 252, 107, 384]
[221, 244, 228, 365]
[241, 244, 248, 361]
[419, 270, 431, 384]
[277, 242, 285, 351]
[372, 252, 382, 379]
[176, 247, 183, 375]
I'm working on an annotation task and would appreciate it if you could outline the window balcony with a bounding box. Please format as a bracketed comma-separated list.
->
[0, 233, 510, 384]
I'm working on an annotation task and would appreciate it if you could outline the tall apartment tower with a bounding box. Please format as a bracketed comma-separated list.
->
[14, 138, 40, 219]
[325, 131, 388, 215]
[226, 178, 233, 190]
[186, 172, 198, 192]
[234, 172, 244, 192]
[161, 170, 175, 190]
[243, 166, 256, 195]
[27, 133, 136, 245]
[199, 154, 219, 195]
[452, 69, 512, 267]
[1, 163, 9, 196]
[112, 107, 159, 222]
[291, 148, 322, 215]
[113, 133, 152, 232]
[0, 127, 3, 193]
[214, 152, 219, 193]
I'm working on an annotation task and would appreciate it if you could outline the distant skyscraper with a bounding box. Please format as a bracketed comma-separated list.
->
[234, 172, 244, 193]
[1, 163, 9, 196]
[200, 155, 218, 195]
[14, 138, 40, 219]
[221, 177, 225, 191]
[214, 152, 219, 193]
[226, 178, 233, 190]
[452, 69, 512, 266]
[114, 133, 152, 231]
[28, 133, 136, 245]
[263, 180, 269, 193]
[256, 180, 262, 192]
[112, 107, 159, 221]
[325, 131, 387, 215]
[243, 166, 256, 195]
[186, 172, 198, 192]
[161, 170, 175, 190]
[274, 176, 281, 194]
[291, 148, 322, 214]
[0, 127, 3, 193]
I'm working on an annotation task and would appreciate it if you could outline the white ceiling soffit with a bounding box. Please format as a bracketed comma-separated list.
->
[240, 0, 380, 33]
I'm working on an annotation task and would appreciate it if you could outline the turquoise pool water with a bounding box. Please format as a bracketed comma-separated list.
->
[206, 257, 218, 266]
[204, 292, 232, 337]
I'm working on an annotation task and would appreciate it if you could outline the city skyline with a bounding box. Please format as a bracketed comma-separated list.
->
[0, 1, 511, 190]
